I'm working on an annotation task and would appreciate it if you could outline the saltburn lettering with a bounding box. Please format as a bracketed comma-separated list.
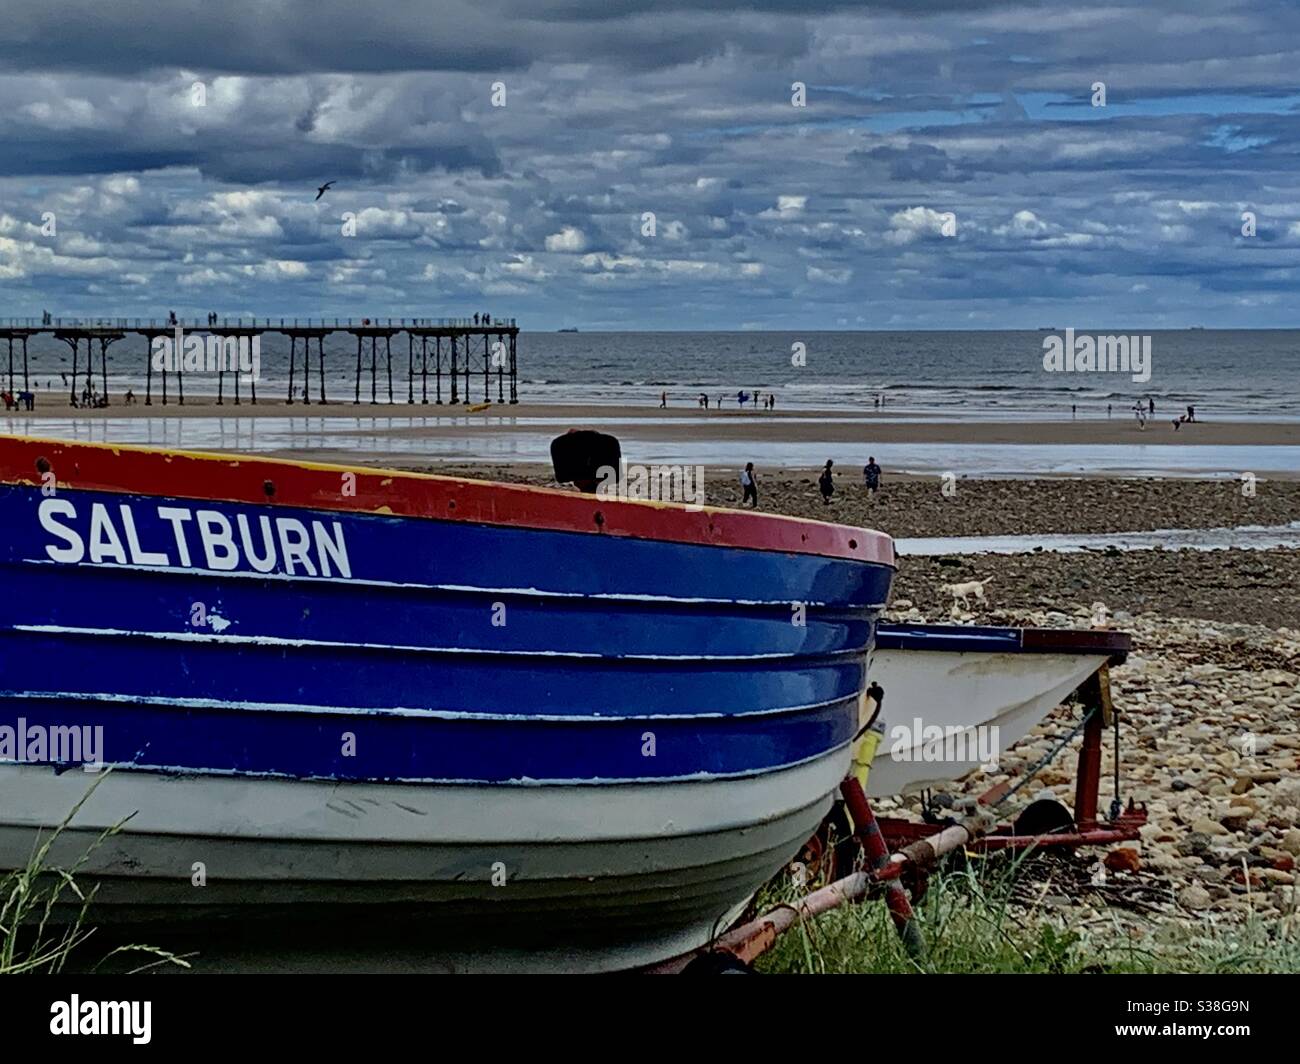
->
[37, 498, 352, 578]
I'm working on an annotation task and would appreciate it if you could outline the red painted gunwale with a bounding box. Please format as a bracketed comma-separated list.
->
[0, 435, 895, 566]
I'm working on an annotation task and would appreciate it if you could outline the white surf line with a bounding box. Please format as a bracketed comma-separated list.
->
[896, 522, 1300, 556]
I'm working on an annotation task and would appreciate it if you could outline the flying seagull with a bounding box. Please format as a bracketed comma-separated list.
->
[314, 181, 335, 201]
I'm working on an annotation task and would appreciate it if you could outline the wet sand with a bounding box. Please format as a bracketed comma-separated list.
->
[6, 399, 1299, 447]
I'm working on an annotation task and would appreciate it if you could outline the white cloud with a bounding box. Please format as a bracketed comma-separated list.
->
[545, 226, 588, 252]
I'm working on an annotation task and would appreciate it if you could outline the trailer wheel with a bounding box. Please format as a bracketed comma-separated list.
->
[1013, 798, 1076, 839]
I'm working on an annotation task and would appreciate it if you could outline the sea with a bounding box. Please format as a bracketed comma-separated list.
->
[7, 328, 1299, 421]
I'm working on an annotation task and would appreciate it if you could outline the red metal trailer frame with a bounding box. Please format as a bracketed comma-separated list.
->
[656, 657, 1147, 973]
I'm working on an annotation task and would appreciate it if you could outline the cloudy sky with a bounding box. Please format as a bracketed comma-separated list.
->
[0, 0, 1297, 329]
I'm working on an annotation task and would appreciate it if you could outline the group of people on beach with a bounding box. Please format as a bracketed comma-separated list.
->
[659, 390, 778, 410]
[0, 390, 35, 411]
[738, 455, 883, 509]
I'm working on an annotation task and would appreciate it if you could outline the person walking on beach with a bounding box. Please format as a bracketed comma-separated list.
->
[1107, 403, 1112, 418]
[740, 462, 759, 508]
[818, 460, 835, 505]
[1071, 403, 1077, 418]
[863, 456, 882, 494]
[660, 390, 667, 408]
[1148, 397, 1155, 415]
[1187, 404, 1195, 422]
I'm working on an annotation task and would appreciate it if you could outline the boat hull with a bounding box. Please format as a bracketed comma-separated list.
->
[0, 750, 848, 972]
[0, 436, 895, 971]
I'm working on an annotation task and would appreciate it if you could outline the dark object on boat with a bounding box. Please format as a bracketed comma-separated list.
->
[1013, 798, 1077, 838]
[551, 430, 621, 493]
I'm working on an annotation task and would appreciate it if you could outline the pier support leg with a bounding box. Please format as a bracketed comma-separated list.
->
[386, 335, 393, 403]
[69, 339, 79, 405]
[319, 338, 327, 405]
[497, 332, 505, 403]
[450, 336, 459, 404]
[6, 336, 12, 394]
[421, 337, 429, 404]
[407, 334, 415, 404]
[145, 336, 153, 406]
[99, 337, 116, 405]
[21, 336, 29, 392]
[287, 335, 296, 404]
[509, 332, 518, 404]
[354, 335, 362, 404]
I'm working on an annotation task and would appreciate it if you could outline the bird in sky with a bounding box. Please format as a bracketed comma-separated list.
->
[315, 181, 335, 201]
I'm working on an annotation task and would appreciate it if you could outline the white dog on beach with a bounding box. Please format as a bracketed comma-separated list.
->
[940, 576, 993, 608]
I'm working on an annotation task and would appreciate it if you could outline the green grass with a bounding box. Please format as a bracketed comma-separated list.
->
[757, 850, 1300, 975]
[0, 776, 187, 975]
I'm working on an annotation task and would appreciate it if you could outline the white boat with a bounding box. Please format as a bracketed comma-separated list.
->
[864, 624, 1130, 798]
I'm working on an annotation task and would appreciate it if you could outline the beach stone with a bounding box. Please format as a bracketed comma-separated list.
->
[1178, 885, 1213, 911]
[1191, 817, 1229, 837]
[1177, 832, 1212, 858]
[1279, 829, 1300, 857]
[1105, 848, 1141, 873]
[1220, 808, 1254, 832]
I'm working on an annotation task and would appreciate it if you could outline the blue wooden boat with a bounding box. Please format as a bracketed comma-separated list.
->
[0, 435, 894, 972]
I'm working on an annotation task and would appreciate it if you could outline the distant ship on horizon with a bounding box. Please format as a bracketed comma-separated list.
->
[558, 327, 579, 333]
